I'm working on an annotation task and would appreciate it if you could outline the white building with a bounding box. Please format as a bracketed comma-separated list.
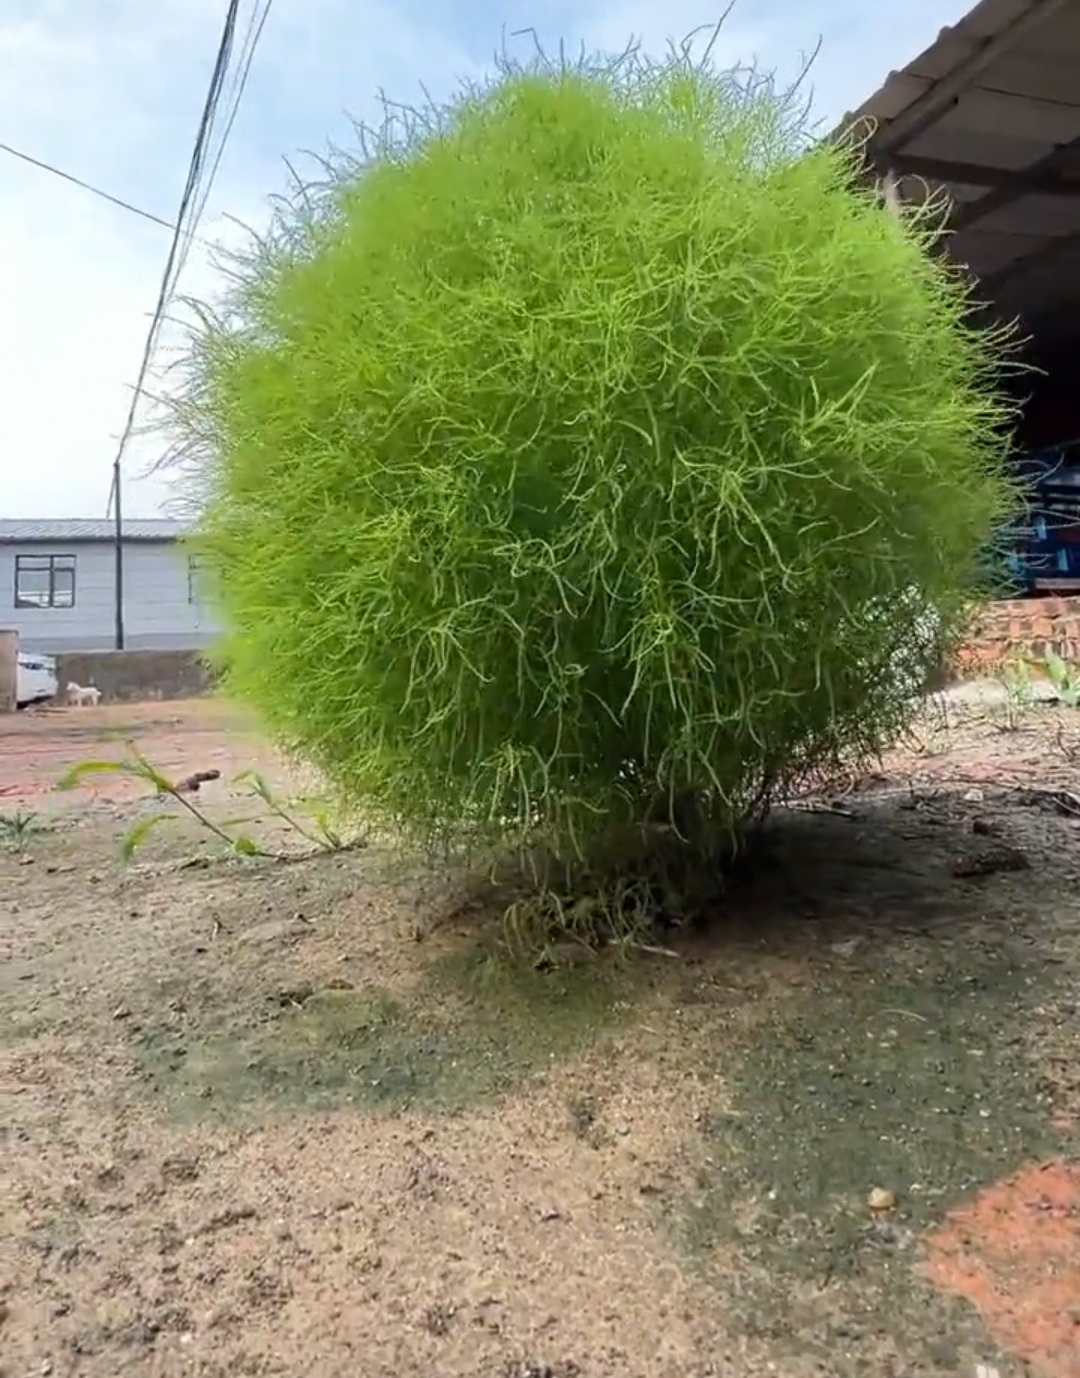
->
[0, 519, 220, 654]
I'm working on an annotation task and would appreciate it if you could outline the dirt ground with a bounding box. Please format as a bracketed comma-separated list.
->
[2, 690, 1079, 1378]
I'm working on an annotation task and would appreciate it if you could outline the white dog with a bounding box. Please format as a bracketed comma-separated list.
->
[66, 681, 102, 707]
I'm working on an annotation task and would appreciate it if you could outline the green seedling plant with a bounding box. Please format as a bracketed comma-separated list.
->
[1042, 651, 1080, 709]
[0, 808, 42, 852]
[171, 37, 1021, 947]
[234, 770, 351, 851]
[996, 657, 1034, 733]
[907, 689, 955, 759]
[58, 747, 266, 860]
[56, 750, 360, 862]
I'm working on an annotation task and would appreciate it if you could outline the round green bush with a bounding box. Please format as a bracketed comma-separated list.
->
[182, 52, 1016, 859]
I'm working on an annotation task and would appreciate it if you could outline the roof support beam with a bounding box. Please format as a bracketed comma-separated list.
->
[952, 133, 1080, 230]
[882, 152, 1080, 196]
[871, 0, 1073, 153]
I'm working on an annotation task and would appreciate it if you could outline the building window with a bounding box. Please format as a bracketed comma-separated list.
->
[14, 554, 76, 609]
[187, 555, 203, 605]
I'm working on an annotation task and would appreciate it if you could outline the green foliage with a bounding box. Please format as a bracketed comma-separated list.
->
[0, 808, 42, 851]
[58, 750, 265, 859]
[234, 770, 349, 850]
[1043, 651, 1080, 709]
[995, 656, 1033, 733]
[56, 749, 353, 862]
[176, 44, 1019, 868]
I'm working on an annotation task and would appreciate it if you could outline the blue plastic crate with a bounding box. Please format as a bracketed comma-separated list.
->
[1002, 442, 1080, 591]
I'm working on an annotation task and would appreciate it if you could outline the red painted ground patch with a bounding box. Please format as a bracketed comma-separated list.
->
[922, 1160, 1080, 1378]
[0, 701, 273, 807]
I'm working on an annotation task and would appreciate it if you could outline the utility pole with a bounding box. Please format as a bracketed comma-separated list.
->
[113, 462, 125, 650]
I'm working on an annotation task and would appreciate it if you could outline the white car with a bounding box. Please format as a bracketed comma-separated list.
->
[16, 652, 59, 708]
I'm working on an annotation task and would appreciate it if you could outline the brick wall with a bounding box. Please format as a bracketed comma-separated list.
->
[956, 597, 1080, 672]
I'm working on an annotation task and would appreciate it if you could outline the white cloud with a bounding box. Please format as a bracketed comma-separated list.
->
[0, 0, 970, 519]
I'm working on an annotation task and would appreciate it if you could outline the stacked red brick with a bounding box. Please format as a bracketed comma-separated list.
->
[957, 598, 1080, 673]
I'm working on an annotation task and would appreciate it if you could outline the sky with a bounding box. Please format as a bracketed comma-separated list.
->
[0, 0, 971, 519]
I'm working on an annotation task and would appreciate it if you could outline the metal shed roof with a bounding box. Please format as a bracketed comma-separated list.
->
[0, 519, 189, 544]
[839, 0, 1080, 357]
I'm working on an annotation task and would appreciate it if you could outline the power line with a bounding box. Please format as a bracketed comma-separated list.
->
[169, 0, 275, 300]
[0, 138, 177, 232]
[107, 0, 241, 527]
[106, 0, 274, 647]
[125, 0, 275, 485]
[107, 0, 274, 518]
[107, 0, 275, 511]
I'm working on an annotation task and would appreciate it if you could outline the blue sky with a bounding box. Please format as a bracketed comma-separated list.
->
[0, 0, 969, 517]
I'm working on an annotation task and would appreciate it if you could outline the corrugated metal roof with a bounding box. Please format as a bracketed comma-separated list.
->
[0, 519, 190, 544]
[837, 0, 1080, 356]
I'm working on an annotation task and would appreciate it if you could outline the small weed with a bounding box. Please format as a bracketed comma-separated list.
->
[235, 771, 355, 851]
[995, 657, 1034, 732]
[56, 747, 359, 863]
[568, 1095, 607, 1147]
[0, 808, 42, 851]
[422, 1303, 457, 1336]
[1042, 651, 1080, 709]
[568, 1095, 598, 1137]
[908, 692, 954, 757]
[58, 748, 267, 860]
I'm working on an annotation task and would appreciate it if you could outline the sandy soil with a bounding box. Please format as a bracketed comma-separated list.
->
[2, 690, 1079, 1377]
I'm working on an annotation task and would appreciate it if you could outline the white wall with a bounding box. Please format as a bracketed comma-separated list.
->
[0, 540, 221, 653]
